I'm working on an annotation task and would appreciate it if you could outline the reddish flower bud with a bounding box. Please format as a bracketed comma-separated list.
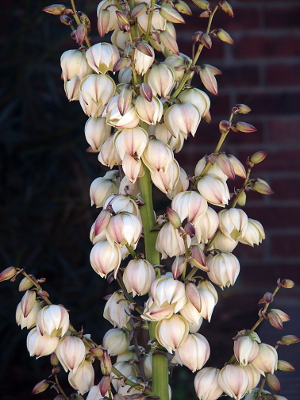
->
[214, 28, 234, 45]
[280, 279, 295, 288]
[258, 292, 274, 304]
[101, 350, 112, 375]
[219, 120, 231, 134]
[192, 0, 210, 10]
[235, 121, 257, 133]
[32, 379, 49, 394]
[250, 150, 267, 164]
[42, 4, 66, 15]
[219, 1, 234, 18]
[277, 360, 295, 372]
[0, 266, 17, 282]
[175, 0, 192, 16]
[266, 373, 281, 394]
[160, 6, 185, 24]
[131, 3, 147, 19]
[235, 103, 251, 114]
[280, 335, 300, 345]
[252, 178, 274, 195]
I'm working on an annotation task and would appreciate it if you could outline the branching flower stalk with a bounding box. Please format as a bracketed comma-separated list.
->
[1, 1, 299, 400]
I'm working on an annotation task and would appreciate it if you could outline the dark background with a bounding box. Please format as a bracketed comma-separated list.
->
[0, 0, 299, 399]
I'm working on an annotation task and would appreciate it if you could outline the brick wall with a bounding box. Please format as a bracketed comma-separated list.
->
[174, 0, 300, 292]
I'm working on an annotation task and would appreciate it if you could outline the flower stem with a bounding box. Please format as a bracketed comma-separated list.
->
[138, 166, 169, 400]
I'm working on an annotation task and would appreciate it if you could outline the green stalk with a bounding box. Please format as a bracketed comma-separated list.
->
[138, 167, 169, 400]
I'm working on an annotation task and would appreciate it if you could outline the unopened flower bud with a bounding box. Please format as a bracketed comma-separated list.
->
[219, 1, 234, 17]
[167, 208, 182, 229]
[277, 360, 295, 372]
[159, 30, 179, 55]
[18, 275, 34, 291]
[0, 266, 17, 282]
[131, 3, 148, 18]
[51, 352, 59, 366]
[252, 178, 274, 195]
[237, 191, 247, 206]
[258, 291, 273, 304]
[189, 245, 208, 272]
[75, 24, 87, 46]
[160, 6, 185, 24]
[192, 0, 210, 10]
[116, 10, 130, 30]
[214, 28, 234, 45]
[280, 335, 300, 345]
[235, 103, 251, 114]
[219, 120, 231, 134]
[89, 347, 104, 359]
[43, 4, 66, 15]
[266, 373, 281, 394]
[175, 0, 192, 15]
[280, 279, 295, 288]
[171, 256, 186, 279]
[267, 309, 290, 330]
[250, 151, 267, 164]
[32, 379, 49, 394]
[235, 121, 257, 133]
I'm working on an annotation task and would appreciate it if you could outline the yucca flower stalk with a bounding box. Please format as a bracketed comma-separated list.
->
[1, 1, 299, 400]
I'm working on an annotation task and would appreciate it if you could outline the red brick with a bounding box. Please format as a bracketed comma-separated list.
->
[263, 5, 300, 28]
[234, 239, 266, 259]
[237, 92, 300, 115]
[234, 35, 300, 59]
[271, 178, 300, 200]
[271, 235, 300, 258]
[238, 149, 300, 173]
[268, 119, 300, 143]
[266, 64, 300, 86]
[238, 261, 299, 287]
[220, 65, 259, 87]
[212, 6, 260, 30]
[226, 121, 264, 145]
[242, 205, 300, 230]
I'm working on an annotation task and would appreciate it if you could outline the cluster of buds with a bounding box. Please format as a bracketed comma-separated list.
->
[2, 1, 298, 400]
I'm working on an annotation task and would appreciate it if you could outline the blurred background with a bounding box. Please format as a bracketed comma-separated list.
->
[1, 0, 299, 399]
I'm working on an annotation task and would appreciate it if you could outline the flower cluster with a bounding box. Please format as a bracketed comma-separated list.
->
[1, 1, 298, 400]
